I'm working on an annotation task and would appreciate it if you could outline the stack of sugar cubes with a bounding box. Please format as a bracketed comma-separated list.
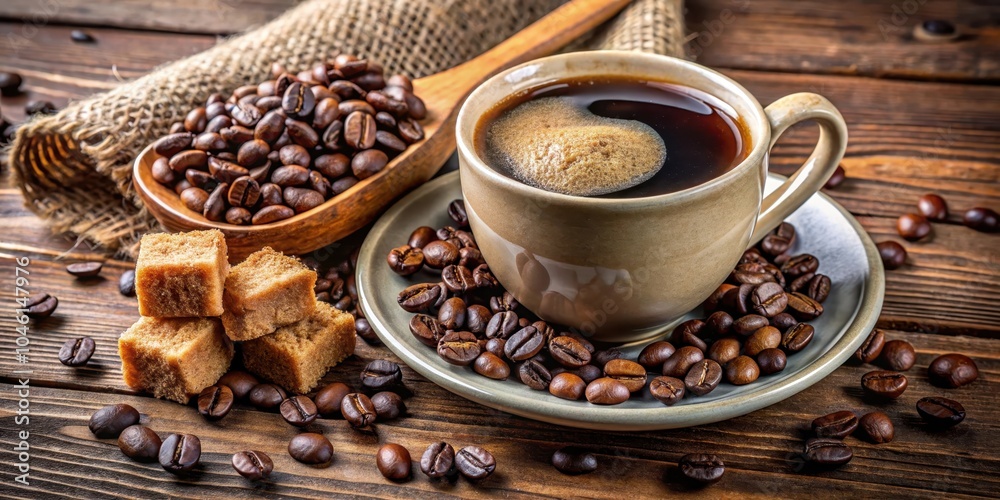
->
[118, 229, 355, 403]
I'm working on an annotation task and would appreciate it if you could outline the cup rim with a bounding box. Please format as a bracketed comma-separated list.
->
[456, 50, 771, 207]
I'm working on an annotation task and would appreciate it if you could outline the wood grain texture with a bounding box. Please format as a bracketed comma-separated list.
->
[688, 0, 1000, 81]
[0, 331, 997, 498]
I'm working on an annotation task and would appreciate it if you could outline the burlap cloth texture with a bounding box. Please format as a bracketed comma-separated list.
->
[10, 0, 686, 257]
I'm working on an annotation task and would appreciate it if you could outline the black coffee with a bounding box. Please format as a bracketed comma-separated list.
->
[476, 77, 750, 198]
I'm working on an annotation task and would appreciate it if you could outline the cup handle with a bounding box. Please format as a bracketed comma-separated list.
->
[749, 92, 849, 245]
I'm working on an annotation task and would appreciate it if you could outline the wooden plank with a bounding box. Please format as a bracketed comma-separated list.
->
[0, 0, 297, 35]
[688, 0, 1000, 81]
[0, 330, 997, 498]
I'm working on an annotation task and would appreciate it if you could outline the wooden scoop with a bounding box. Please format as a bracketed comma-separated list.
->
[134, 0, 632, 261]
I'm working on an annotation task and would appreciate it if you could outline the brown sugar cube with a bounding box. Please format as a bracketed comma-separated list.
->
[118, 316, 233, 403]
[242, 302, 355, 394]
[222, 247, 317, 341]
[135, 230, 228, 317]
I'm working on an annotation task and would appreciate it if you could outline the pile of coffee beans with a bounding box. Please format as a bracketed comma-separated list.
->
[390, 203, 831, 405]
[148, 54, 426, 225]
[299, 248, 379, 345]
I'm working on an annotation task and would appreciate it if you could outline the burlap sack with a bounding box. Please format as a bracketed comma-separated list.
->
[10, 0, 685, 257]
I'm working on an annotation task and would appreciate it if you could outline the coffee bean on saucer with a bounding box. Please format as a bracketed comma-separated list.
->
[684, 359, 722, 396]
[877, 241, 907, 270]
[927, 353, 978, 388]
[197, 384, 234, 420]
[780, 323, 814, 354]
[118, 425, 161, 462]
[473, 352, 510, 381]
[780, 254, 819, 278]
[803, 438, 852, 467]
[786, 292, 824, 321]
[858, 411, 894, 443]
[745, 326, 781, 357]
[232, 450, 274, 481]
[679, 453, 725, 484]
[549, 372, 586, 400]
[761, 222, 796, 257]
[280, 395, 318, 427]
[897, 213, 931, 240]
[408, 226, 438, 248]
[377, 443, 412, 480]
[361, 359, 403, 392]
[751, 282, 787, 318]
[119, 269, 136, 296]
[879, 340, 915, 371]
[66, 261, 103, 278]
[638, 341, 675, 370]
[861, 370, 908, 399]
[585, 377, 630, 405]
[489, 291, 519, 314]
[448, 199, 469, 227]
[918, 193, 948, 221]
[89, 403, 140, 438]
[371, 391, 406, 419]
[288, 433, 333, 465]
[733, 314, 768, 336]
[159, 433, 201, 473]
[552, 447, 597, 475]
[519, 359, 552, 390]
[314, 382, 352, 416]
[398, 282, 446, 312]
[725, 356, 760, 385]
[707, 338, 741, 365]
[422, 240, 459, 269]
[341, 393, 377, 428]
[58, 336, 95, 366]
[812, 410, 858, 439]
[756, 348, 786, 375]
[438, 331, 481, 366]
[962, 207, 998, 232]
[603, 359, 647, 393]
[916, 397, 965, 428]
[218, 370, 259, 400]
[25, 293, 59, 319]
[661, 346, 704, 378]
[421, 442, 455, 478]
[455, 446, 496, 480]
[504, 326, 545, 362]
[649, 376, 685, 405]
[248, 383, 287, 411]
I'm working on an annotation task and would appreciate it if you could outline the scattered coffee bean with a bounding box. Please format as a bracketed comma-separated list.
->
[880, 340, 916, 371]
[962, 207, 999, 232]
[855, 329, 886, 363]
[420, 442, 455, 478]
[89, 403, 140, 438]
[876, 241, 907, 270]
[118, 425, 161, 462]
[314, 382, 352, 416]
[218, 370, 259, 400]
[280, 395, 318, 427]
[361, 359, 403, 392]
[232, 450, 274, 481]
[377, 443, 412, 480]
[585, 377, 630, 405]
[58, 336, 95, 366]
[916, 396, 966, 428]
[448, 199, 469, 227]
[371, 391, 406, 419]
[823, 165, 846, 189]
[26, 100, 57, 116]
[803, 438, 852, 467]
[897, 213, 931, 240]
[25, 293, 58, 319]
[342, 393, 377, 428]
[66, 261, 103, 278]
[679, 453, 725, 484]
[288, 433, 333, 465]
[552, 447, 597, 475]
[455, 446, 496, 480]
[786, 292, 823, 321]
[858, 411, 894, 443]
[927, 353, 979, 388]
[917, 193, 948, 221]
[159, 433, 201, 473]
[861, 370, 908, 399]
[119, 269, 136, 296]
[248, 383, 287, 411]
[505, 326, 545, 362]
[197, 384, 234, 420]
[812, 410, 858, 439]
[0, 71, 23, 96]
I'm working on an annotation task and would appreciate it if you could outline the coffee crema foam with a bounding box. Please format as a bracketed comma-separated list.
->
[485, 97, 667, 197]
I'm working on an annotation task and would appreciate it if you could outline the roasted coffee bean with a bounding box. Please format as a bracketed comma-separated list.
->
[309, 97, 341, 130]
[927, 353, 979, 388]
[226, 207, 253, 226]
[227, 176, 260, 208]
[320, 120, 344, 150]
[344, 111, 377, 149]
[733, 314, 769, 336]
[963, 207, 999, 232]
[409, 314, 444, 347]
[484, 338, 506, 358]
[468, 352, 509, 381]
[248, 383, 287, 411]
[314, 382, 351, 417]
[788, 273, 815, 294]
[662, 346, 705, 378]
[178, 187, 208, 214]
[183, 107, 207, 132]
[288, 433, 333, 464]
[549, 372, 586, 400]
[278, 144, 310, 167]
[505, 326, 545, 361]
[744, 326, 782, 357]
[422, 240, 459, 269]
[570, 364, 602, 384]
[549, 335, 592, 368]
[221, 125, 255, 144]
[470, 265, 496, 290]
[455, 446, 496, 480]
[420, 442, 455, 478]
[208, 157, 249, 184]
[861, 370, 908, 399]
[897, 213, 931, 240]
[371, 391, 406, 419]
[756, 348, 787, 375]
[202, 182, 229, 222]
[341, 393, 377, 428]
[812, 410, 858, 438]
[366, 91, 408, 117]
[858, 411, 894, 443]
[519, 359, 552, 390]
[193, 131, 227, 152]
[159, 433, 201, 473]
[352, 149, 389, 180]
[279, 395, 318, 427]
[444, 199, 470, 227]
[441, 264, 476, 293]
[855, 329, 885, 363]
[340, 99, 376, 115]
[25, 293, 59, 319]
[285, 118, 319, 148]
[169, 149, 209, 173]
[780, 254, 819, 278]
[684, 359, 722, 396]
[823, 165, 846, 189]
[151, 157, 176, 184]
[551, 447, 597, 475]
[254, 109, 286, 144]
[376, 443, 412, 480]
[603, 359, 647, 393]
[705, 311, 734, 336]
[218, 371, 259, 400]
[398, 282, 446, 312]
[731, 262, 777, 285]
[733, 283, 756, 315]
[236, 139, 269, 168]
[880, 340, 916, 371]
[408, 226, 437, 248]
[703, 283, 737, 312]
[917, 193, 948, 221]
[437, 297, 466, 330]
[361, 359, 403, 392]
[232, 450, 273, 481]
[437, 331, 481, 366]
[670, 319, 708, 351]
[649, 376, 686, 405]
[465, 305, 492, 335]
[877, 241, 907, 270]
[916, 397, 965, 428]
[803, 274, 831, 303]
[779, 323, 813, 354]
[89, 404, 140, 438]
[725, 356, 760, 385]
[803, 438, 852, 467]
[231, 101, 262, 128]
[252, 204, 295, 224]
[281, 82, 315, 118]
[637, 341, 675, 370]
[679, 454, 725, 484]
[485, 311, 518, 339]
[271, 164, 310, 187]
[118, 269, 136, 297]
[386, 245, 423, 276]
[585, 377, 630, 405]
[58, 336, 95, 366]
[786, 292, 824, 321]
[761, 222, 796, 257]
[489, 291, 520, 313]
[707, 338, 741, 365]
[387, 74, 413, 91]
[197, 385, 234, 420]
[0, 71, 23, 96]
[398, 117, 424, 143]
[118, 425, 161, 462]
[185, 170, 217, 192]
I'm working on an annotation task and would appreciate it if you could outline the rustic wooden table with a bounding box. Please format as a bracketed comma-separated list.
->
[1, 1, 998, 498]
